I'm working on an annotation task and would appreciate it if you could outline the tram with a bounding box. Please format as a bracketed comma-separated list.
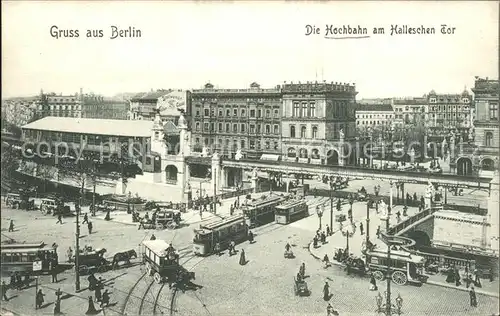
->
[275, 199, 309, 224]
[366, 248, 427, 285]
[193, 215, 248, 256]
[241, 194, 287, 228]
[141, 239, 194, 284]
[1, 242, 57, 276]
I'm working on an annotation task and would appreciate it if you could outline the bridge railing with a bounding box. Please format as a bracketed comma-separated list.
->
[389, 206, 443, 236]
[411, 250, 475, 270]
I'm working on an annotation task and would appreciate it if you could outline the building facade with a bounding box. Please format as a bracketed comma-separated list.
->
[426, 90, 472, 139]
[392, 97, 427, 126]
[355, 103, 395, 131]
[281, 81, 357, 165]
[39, 92, 82, 118]
[81, 94, 128, 120]
[129, 89, 190, 124]
[2, 97, 39, 126]
[190, 82, 282, 159]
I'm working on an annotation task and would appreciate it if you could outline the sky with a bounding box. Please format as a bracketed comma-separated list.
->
[2, 1, 498, 99]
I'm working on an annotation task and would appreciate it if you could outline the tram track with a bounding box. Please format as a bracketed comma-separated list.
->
[119, 272, 146, 315]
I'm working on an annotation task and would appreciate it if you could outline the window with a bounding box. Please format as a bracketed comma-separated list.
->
[204, 109, 209, 116]
[302, 103, 308, 117]
[210, 123, 215, 131]
[490, 103, 498, 120]
[299, 148, 308, 158]
[241, 140, 246, 149]
[274, 109, 279, 117]
[311, 148, 320, 159]
[195, 138, 200, 144]
[310, 103, 316, 117]
[274, 142, 279, 150]
[211, 109, 215, 116]
[290, 125, 296, 138]
[287, 147, 296, 158]
[218, 123, 223, 131]
[274, 124, 279, 134]
[258, 109, 262, 117]
[257, 125, 261, 133]
[226, 109, 230, 116]
[250, 124, 255, 133]
[241, 109, 246, 117]
[204, 123, 209, 131]
[265, 125, 270, 134]
[250, 140, 255, 149]
[196, 122, 200, 131]
[250, 109, 256, 117]
[312, 126, 318, 139]
[218, 110, 223, 116]
[485, 132, 494, 147]
[265, 141, 270, 149]
[204, 138, 209, 145]
[241, 124, 246, 132]
[300, 126, 307, 138]
[226, 124, 230, 132]
[293, 102, 300, 117]
[233, 124, 238, 132]
[233, 109, 238, 116]
[266, 110, 270, 117]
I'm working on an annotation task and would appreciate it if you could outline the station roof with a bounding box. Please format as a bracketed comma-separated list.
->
[22, 117, 153, 137]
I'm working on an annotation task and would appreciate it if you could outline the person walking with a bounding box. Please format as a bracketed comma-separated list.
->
[100, 290, 110, 308]
[94, 283, 102, 303]
[454, 267, 461, 286]
[326, 225, 331, 236]
[67, 247, 73, 263]
[150, 234, 156, 240]
[239, 249, 246, 265]
[469, 286, 477, 307]
[323, 254, 330, 268]
[1, 281, 9, 301]
[369, 274, 378, 291]
[473, 269, 482, 287]
[56, 214, 63, 224]
[230, 240, 236, 255]
[36, 289, 45, 309]
[51, 265, 58, 283]
[15, 272, 22, 290]
[323, 281, 330, 301]
[214, 242, 221, 256]
[82, 213, 89, 224]
[300, 263, 306, 278]
[359, 222, 364, 235]
[248, 231, 254, 244]
[8, 220, 14, 232]
[87, 221, 93, 234]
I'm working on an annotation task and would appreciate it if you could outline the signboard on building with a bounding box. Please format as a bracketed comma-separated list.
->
[33, 260, 42, 271]
[157, 90, 187, 116]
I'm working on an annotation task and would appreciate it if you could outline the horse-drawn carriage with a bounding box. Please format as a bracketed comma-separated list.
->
[77, 247, 111, 275]
[293, 277, 310, 296]
[139, 210, 181, 230]
[342, 255, 366, 276]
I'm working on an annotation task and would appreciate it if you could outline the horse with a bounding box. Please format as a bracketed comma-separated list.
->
[112, 250, 138, 269]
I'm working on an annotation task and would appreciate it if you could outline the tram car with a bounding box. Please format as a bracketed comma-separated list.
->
[1, 242, 57, 276]
[141, 240, 194, 284]
[366, 248, 427, 285]
[241, 194, 286, 228]
[275, 199, 308, 224]
[193, 215, 248, 256]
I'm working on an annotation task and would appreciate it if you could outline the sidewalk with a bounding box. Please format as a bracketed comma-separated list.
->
[308, 204, 499, 298]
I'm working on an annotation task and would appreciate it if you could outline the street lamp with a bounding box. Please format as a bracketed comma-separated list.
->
[341, 225, 355, 255]
[376, 292, 403, 315]
[329, 180, 334, 231]
[316, 205, 324, 230]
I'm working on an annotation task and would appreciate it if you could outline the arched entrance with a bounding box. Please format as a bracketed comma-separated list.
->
[457, 157, 472, 176]
[326, 149, 339, 165]
[165, 165, 178, 182]
[407, 230, 431, 248]
[481, 158, 495, 171]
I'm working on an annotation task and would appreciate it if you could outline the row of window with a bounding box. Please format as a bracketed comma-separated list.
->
[289, 125, 318, 139]
[287, 147, 321, 159]
[292, 102, 316, 117]
[356, 114, 394, 119]
[429, 98, 469, 103]
[48, 105, 81, 111]
[193, 98, 281, 103]
[357, 120, 392, 125]
[194, 137, 280, 151]
[194, 122, 280, 134]
[196, 108, 280, 118]
[430, 106, 469, 112]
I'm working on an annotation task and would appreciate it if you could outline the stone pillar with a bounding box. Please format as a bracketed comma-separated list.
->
[251, 175, 258, 194]
[180, 157, 190, 204]
[338, 143, 345, 166]
[211, 153, 222, 196]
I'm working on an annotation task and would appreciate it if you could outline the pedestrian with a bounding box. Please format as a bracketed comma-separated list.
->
[326, 303, 339, 316]
[1, 281, 8, 301]
[230, 240, 236, 255]
[300, 263, 306, 278]
[100, 289, 110, 307]
[8, 220, 14, 232]
[369, 274, 378, 291]
[36, 289, 45, 309]
[88, 221, 93, 234]
[214, 242, 221, 256]
[150, 234, 156, 240]
[51, 265, 58, 283]
[469, 286, 477, 307]
[248, 231, 254, 244]
[326, 225, 331, 236]
[104, 210, 111, 221]
[360, 222, 364, 235]
[24, 275, 30, 288]
[86, 296, 98, 315]
[313, 236, 318, 248]
[285, 243, 291, 252]
[67, 247, 73, 263]
[323, 254, 330, 268]
[199, 208, 203, 219]
[15, 272, 22, 290]
[454, 268, 461, 286]
[489, 268, 494, 282]
[323, 281, 330, 301]
[9, 273, 15, 290]
[239, 249, 246, 265]
[321, 231, 326, 243]
[97, 277, 103, 290]
[82, 213, 89, 224]
[94, 284, 102, 302]
[56, 214, 63, 224]
[376, 226, 380, 237]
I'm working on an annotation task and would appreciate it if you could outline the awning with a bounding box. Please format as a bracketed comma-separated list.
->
[260, 154, 281, 161]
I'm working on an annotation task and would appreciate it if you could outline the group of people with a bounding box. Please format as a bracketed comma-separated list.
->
[88, 273, 111, 308]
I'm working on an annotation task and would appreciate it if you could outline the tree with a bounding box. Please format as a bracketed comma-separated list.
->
[36, 164, 57, 194]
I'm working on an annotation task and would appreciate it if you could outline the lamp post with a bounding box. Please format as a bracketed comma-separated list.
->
[329, 180, 334, 231]
[366, 202, 370, 245]
[316, 205, 324, 230]
[376, 292, 403, 315]
[389, 181, 393, 216]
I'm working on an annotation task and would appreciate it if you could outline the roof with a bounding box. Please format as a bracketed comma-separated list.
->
[131, 90, 172, 101]
[355, 104, 394, 112]
[200, 215, 245, 231]
[22, 117, 153, 137]
[243, 195, 286, 209]
[163, 121, 179, 135]
[142, 240, 171, 257]
[276, 199, 307, 209]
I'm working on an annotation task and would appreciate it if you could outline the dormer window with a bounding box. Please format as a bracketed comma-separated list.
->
[462, 98, 469, 103]
[430, 98, 436, 103]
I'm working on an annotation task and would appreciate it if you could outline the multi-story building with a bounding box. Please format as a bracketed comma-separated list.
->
[392, 97, 427, 126]
[82, 93, 128, 120]
[281, 81, 357, 166]
[426, 90, 472, 139]
[190, 82, 282, 160]
[2, 97, 39, 126]
[38, 91, 82, 118]
[355, 103, 395, 130]
[454, 77, 499, 175]
[129, 89, 190, 124]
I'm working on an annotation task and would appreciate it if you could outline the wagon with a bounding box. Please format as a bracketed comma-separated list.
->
[77, 248, 111, 275]
[293, 277, 310, 296]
